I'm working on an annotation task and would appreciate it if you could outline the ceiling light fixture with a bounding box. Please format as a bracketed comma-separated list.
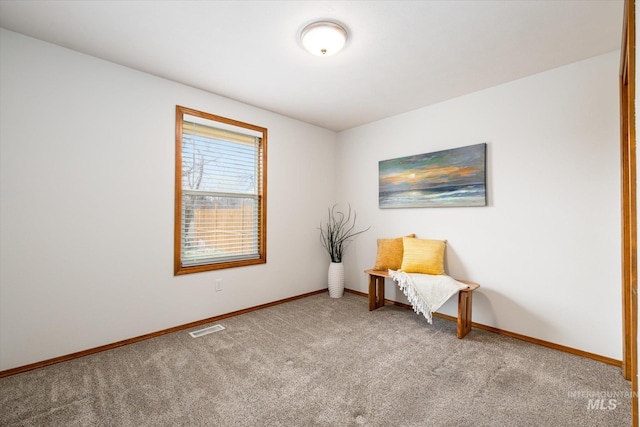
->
[300, 21, 348, 57]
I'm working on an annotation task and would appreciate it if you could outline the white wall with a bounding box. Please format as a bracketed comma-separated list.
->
[337, 51, 622, 359]
[0, 29, 337, 371]
[0, 27, 624, 370]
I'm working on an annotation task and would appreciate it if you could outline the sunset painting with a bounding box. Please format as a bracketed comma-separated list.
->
[379, 143, 487, 208]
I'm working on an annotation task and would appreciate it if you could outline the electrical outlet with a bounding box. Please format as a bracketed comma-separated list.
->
[215, 279, 223, 292]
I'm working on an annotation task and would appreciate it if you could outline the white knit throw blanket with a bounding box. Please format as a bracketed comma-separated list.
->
[389, 270, 469, 324]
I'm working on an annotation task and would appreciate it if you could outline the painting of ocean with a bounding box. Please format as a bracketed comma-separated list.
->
[379, 143, 487, 208]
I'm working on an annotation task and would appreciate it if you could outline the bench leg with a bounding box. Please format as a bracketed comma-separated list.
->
[368, 274, 376, 310]
[376, 276, 385, 309]
[368, 275, 386, 311]
[457, 289, 473, 339]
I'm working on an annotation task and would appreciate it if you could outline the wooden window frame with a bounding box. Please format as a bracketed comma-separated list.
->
[174, 106, 267, 275]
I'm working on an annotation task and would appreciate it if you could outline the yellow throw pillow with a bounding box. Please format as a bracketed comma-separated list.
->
[400, 237, 446, 275]
[373, 234, 416, 271]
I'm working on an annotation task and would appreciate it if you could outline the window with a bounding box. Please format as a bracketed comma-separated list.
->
[175, 106, 267, 274]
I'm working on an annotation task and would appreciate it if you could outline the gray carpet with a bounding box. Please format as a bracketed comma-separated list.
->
[0, 292, 631, 426]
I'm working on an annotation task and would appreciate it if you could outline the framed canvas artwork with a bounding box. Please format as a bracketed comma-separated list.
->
[379, 143, 487, 208]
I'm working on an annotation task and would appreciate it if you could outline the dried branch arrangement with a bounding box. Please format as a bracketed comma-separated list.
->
[319, 204, 370, 263]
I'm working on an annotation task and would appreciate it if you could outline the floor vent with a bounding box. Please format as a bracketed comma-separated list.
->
[189, 324, 225, 338]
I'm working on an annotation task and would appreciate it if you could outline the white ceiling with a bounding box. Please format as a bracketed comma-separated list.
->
[0, 0, 624, 132]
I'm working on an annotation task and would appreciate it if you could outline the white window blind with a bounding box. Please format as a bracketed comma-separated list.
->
[180, 118, 263, 268]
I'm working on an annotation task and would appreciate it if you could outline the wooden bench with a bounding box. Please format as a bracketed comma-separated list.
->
[364, 269, 480, 339]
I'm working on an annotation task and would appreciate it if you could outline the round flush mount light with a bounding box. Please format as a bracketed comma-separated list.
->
[300, 21, 348, 56]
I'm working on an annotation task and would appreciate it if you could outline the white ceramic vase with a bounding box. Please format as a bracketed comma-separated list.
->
[328, 262, 345, 298]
